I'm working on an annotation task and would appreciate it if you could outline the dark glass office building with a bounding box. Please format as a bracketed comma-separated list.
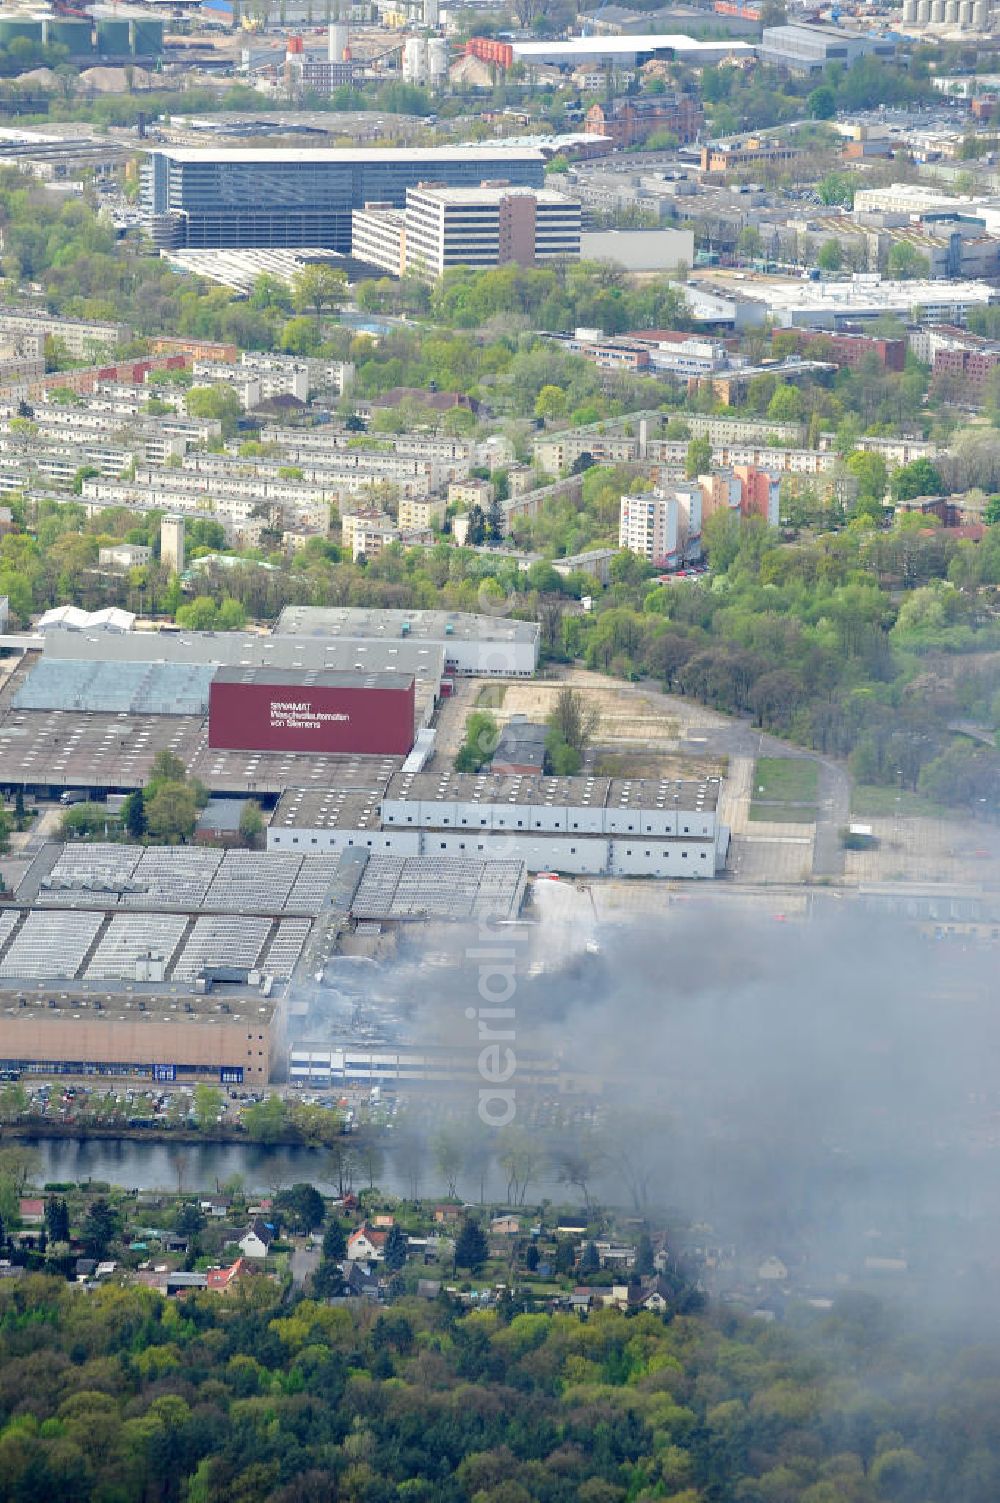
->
[141, 147, 547, 252]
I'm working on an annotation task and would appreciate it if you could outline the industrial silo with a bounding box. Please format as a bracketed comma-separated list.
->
[402, 36, 426, 83]
[902, 0, 918, 21]
[973, 0, 989, 25]
[43, 17, 94, 54]
[427, 35, 447, 85]
[944, 0, 960, 21]
[916, 0, 932, 21]
[328, 21, 348, 59]
[96, 15, 131, 54]
[129, 16, 163, 54]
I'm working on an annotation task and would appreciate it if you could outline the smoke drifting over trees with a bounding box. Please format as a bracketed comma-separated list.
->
[395, 903, 1000, 1323]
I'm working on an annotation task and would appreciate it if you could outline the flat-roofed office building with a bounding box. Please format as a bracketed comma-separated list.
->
[354, 182, 582, 278]
[140, 147, 546, 252]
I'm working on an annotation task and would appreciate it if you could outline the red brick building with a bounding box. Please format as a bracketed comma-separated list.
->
[586, 94, 702, 148]
[784, 330, 905, 373]
[932, 344, 1000, 389]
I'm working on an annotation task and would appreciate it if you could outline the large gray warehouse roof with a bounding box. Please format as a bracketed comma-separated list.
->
[386, 770, 721, 811]
[212, 666, 414, 692]
[276, 606, 539, 646]
[351, 854, 526, 922]
[14, 658, 216, 716]
[41, 626, 446, 682]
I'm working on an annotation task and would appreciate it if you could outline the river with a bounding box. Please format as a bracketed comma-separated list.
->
[22, 1135, 571, 1203]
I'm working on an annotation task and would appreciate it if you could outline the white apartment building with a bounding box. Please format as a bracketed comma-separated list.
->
[190, 365, 263, 411]
[353, 183, 581, 279]
[191, 356, 310, 406]
[619, 491, 678, 567]
[98, 543, 153, 569]
[0, 309, 128, 359]
[342, 510, 394, 552]
[351, 203, 407, 276]
[645, 337, 731, 377]
[352, 522, 400, 561]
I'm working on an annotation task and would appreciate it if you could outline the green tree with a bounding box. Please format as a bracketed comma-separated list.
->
[192, 1085, 222, 1131]
[817, 239, 843, 273]
[534, 384, 567, 423]
[185, 385, 242, 437]
[81, 1197, 118, 1259]
[277, 1182, 326, 1232]
[845, 449, 888, 504]
[736, 225, 763, 262]
[685, 436, 712, 478]
[313, 1257, 346, 1297]
[579, 1240, 600, 1274]
[807, 84, 836, 119]
[291, 263, 348, 321]
[174, 1201, 206, 1238]
[0, 1083, 26, 1124]
[123, 787, 146, 840]
[817, 170, 856, 207]
[433, 1126, 466, 1199]
[149, 750, 187, 785]
[635, 1232, 654, 1275]
[890, 457, 943, 502]
[886, 241, 931, 280]
[239, 800, 264, 846]
[455, 710, 499, 772]
[547, 685, 599, 754]
[45, 1196, 69, 1243]
[322, 1218, 347, 1260]
[144, 782, 198, 844]
[383, 1223, 408, 1272]
[242, 1094, 286, 1144]
[454, 1217, 488, 1273]
[767, 385, 804, 422]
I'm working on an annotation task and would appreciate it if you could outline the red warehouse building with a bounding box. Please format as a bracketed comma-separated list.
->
[208, 668, 415, 756]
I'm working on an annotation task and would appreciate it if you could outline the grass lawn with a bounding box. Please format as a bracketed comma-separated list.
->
[748, 803, 818, 824]
[850, 784, 951, 819]
[752, 757, 819, 803]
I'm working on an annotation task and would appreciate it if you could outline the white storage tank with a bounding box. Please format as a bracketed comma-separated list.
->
[930, 0, 945, 21]
[402, 36, 427, 83]
[917, 0, 931, 21]
[902, 0, 917, 20]
[959, 0, 974, 23]
[973, 0, 989, 25]
[945, 0, 960, 23]
[427, 35, 447, 85]
[328, 21, 349, 60]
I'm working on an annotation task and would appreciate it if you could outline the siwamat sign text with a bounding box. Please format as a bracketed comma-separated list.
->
[270, 700, 350, 731]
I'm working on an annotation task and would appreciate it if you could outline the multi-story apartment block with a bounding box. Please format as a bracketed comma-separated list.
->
[398, 496, 446, 531]
[0, 308, 129, 359]
[619, 491, 678, 567]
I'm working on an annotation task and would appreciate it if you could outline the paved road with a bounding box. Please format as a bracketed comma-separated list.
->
[629, 680, 851, 881]
[290, 1245, 320, 1287]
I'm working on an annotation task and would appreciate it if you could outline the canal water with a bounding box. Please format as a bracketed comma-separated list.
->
[23, 1135, 573, 1203]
